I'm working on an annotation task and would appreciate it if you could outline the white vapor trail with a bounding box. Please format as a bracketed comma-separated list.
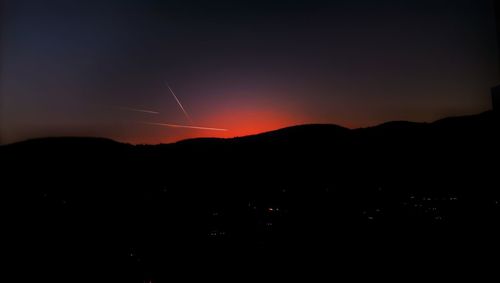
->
[116, 106, 159, 115]
[144, 122, 228, 132]
[165, 82, 192, 122]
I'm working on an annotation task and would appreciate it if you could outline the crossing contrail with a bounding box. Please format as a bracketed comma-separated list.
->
[144, 122, 228, 132]
[165, 82, 192, 122]
[116, 106, 159, 114]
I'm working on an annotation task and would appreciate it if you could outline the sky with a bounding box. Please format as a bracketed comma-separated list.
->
[0, 0, 498, 144]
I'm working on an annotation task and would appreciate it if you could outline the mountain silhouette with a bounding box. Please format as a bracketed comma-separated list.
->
[2, 111, 499, 282]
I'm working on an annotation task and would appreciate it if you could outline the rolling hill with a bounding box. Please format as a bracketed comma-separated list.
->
[1, 110, 499, 282]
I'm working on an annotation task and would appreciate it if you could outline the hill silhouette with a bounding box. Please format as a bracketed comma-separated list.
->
[2, 111, 499, 282]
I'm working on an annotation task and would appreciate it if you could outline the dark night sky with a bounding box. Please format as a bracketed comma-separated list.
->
[1, 0, 498, 144]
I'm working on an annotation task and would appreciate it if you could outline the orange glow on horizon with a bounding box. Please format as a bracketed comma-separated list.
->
[139, 107, 307, 144]
[116, 96, 368, 145]
[111, 105, 372, 145]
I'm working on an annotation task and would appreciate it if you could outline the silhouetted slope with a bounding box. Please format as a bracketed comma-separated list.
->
[2, 111, 499, 282]
[243, 123, 349, 140]
[7, 136, 123, 147]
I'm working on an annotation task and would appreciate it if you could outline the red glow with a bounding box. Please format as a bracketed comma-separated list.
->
[151, 106, 306, 144]
[207, 108, 302, 138]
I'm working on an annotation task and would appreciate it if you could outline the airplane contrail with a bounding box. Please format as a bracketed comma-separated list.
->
[165, 82, 192, 122]
[116, 106, 160, 115]
[144, 122, 228, 132]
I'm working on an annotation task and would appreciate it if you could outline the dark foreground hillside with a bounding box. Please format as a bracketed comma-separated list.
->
[2, 111, 499, 281]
